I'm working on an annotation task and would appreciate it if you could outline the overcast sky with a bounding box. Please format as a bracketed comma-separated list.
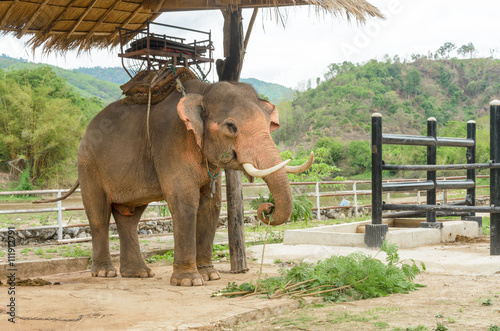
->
[0, 0, 499, 89]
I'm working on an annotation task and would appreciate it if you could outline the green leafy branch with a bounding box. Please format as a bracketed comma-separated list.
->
[212, 240, 425, 301]
[250, 193, 313, 224]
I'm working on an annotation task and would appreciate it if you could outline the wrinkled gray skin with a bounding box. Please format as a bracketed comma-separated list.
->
[78, 80, 292, 286]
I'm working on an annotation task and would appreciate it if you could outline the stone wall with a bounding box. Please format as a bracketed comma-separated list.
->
[0, 220, 174, 247]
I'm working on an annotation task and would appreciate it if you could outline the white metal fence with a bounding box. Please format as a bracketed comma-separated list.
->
[0, 175, 490, 241]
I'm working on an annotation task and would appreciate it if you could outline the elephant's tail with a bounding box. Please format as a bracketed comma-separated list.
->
[32, 180, 80, 204]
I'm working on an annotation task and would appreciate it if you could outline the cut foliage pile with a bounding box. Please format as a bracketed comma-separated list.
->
[213, 241, 425, 302]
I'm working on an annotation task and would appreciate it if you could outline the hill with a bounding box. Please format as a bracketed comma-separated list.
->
[0, 55, 295, 105]
[73, 66, 130, 85]
[0, 55, 122, 104]
[75, 68, 295, 104]
[273, 56, 500, 150]
[240, 78, 295, 104]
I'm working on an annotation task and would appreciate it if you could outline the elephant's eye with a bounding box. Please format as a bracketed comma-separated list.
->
[227, 122, 238, 134]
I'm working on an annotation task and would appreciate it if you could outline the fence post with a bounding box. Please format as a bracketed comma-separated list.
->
[490, 100, 500, 255]
[353, 182, 359, 216]
[463, 120, 482, 230]
[421, 117, 441, 228]
[366, 113, 387, 248]
[467, 120, 476, 215]
[315, 182, 321, 220]
[57, 190, 63, 241]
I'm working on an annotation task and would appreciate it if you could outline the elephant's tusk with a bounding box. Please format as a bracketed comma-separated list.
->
[243, 159, 291, 178]
[285, 152, 314, 174]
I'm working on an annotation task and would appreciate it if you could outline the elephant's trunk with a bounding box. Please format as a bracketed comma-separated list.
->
[238, 129, 293, 226]
[256, 162, 293, 226]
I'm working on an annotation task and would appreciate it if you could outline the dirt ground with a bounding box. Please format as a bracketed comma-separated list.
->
[234, 272, 500, 331]
[1, 239, 500, 331]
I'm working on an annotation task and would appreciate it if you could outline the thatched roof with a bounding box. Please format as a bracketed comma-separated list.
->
[0, 0, 383, 53]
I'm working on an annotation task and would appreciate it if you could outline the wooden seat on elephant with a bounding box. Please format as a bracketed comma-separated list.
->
[121, 66, 198, 105]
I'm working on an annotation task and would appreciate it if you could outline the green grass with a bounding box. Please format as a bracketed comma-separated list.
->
[392, 326, 428, 331]
[329, 312, 372, 323]
[270, 313, 318, 328]
[147, 244, 231, 264]
[147, 250, 175, 264]
[483, 217, 491, 235]
[374, 321, 390, 329]
[434, 323, 448, 331]
[58, 245, 92, 258]
[0, 195, 40, 202]
[246, 216, 367, 234]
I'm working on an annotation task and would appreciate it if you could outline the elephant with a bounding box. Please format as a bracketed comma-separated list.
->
[37, 79, 313, 286]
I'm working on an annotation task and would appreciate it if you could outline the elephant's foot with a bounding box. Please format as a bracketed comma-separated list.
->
[120, 264, 155, 278]
[170, 270, 205, 286]
[91, 262, 117, 277]
[197, 265, 220, 282]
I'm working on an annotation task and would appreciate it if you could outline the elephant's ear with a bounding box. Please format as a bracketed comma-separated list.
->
[259, 99, 280, 133]
[177, 94, 204, 149]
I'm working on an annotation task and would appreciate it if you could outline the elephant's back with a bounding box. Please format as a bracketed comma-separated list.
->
[77, 100, 164, 201]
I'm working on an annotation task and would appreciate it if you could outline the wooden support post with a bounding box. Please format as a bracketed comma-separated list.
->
[218, 7, 247, 272]
[217, 8, 244, 81]
[225, 169, 248, 272]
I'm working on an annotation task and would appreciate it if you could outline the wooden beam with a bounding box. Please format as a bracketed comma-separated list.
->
[67, 0, 98, 39]
[17, 0, 50, 38]
[152, 0, 167, 12]
[108, 3, 144, 43]
[243, 8, 258, 53]
[144, 0, 311, 11]
[3, 27, 112, 36]
[86, 0, 122, 38]
[39, 0, 77, 37]
[0, 0, 20, 30]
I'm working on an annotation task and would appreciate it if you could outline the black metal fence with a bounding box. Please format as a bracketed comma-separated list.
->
[369, 100, 500, 255]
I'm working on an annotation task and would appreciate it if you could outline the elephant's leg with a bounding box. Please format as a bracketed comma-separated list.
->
[196, 179, 221, 282]
[81, 186, 116, 277]
[167, 192, 204, 286]
[112, 204, 154, 278]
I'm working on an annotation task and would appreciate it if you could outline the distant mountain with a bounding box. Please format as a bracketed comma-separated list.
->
[75, 68, 295, 104]
[272, 56, 500, 149]
[0, 55, 295, 105]
[74, 66, 131, 85]
[240, 78, 294, 104]
[0, 55, 122, 104]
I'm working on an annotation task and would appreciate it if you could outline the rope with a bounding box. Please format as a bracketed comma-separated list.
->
[146, 72, 158, 149]
[169, 65, 185, 97]
[192, 56, 208, 82]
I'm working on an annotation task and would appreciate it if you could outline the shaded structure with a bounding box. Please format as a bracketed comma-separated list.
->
[0, 0, 383, 272]
[0, 1, 382, 53]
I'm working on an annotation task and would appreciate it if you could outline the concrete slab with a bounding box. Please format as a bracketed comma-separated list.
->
[283, 220, 480, 249]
